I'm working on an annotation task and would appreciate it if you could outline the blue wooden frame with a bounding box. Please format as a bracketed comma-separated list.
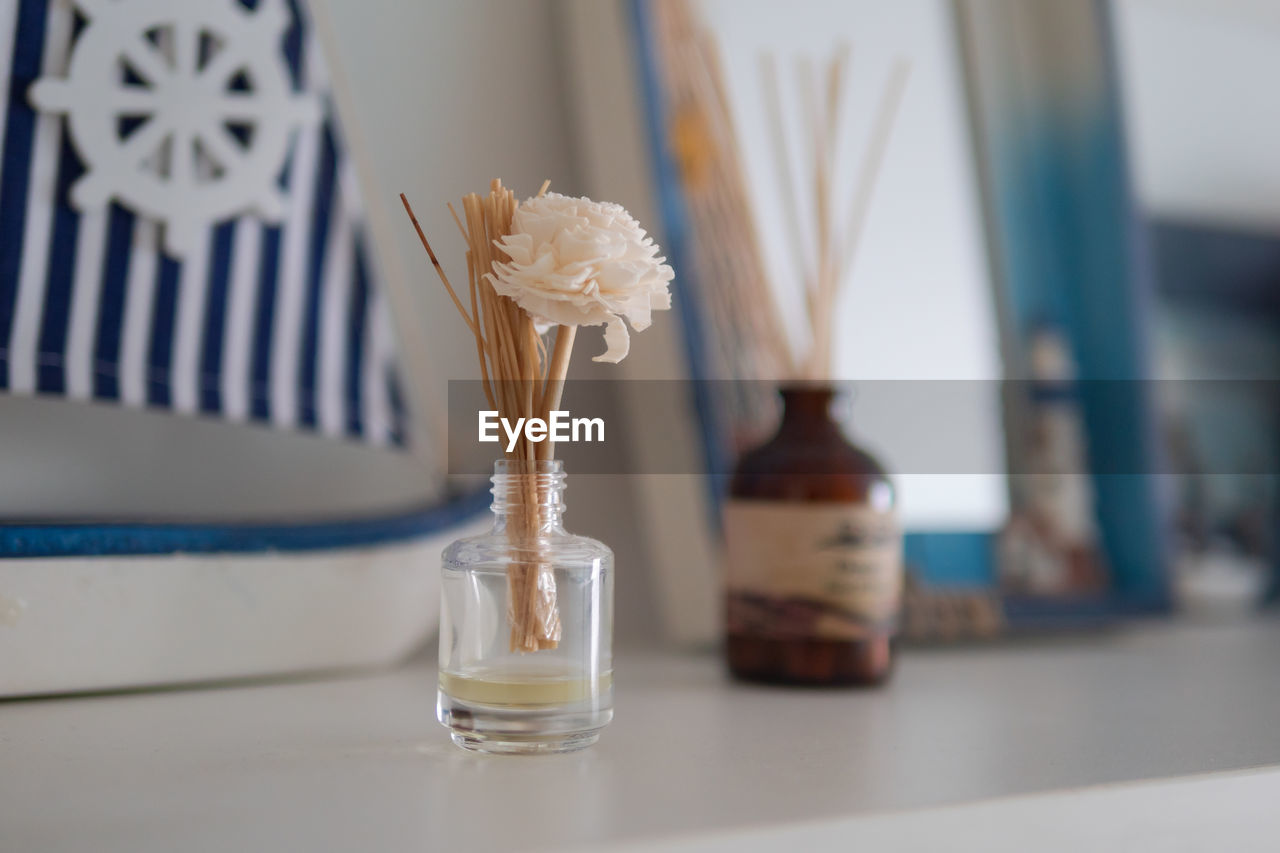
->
[972, 1, 1170, 612]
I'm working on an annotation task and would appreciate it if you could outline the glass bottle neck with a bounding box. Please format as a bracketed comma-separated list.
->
[490, 459, 567, 536]
[776, 384, 845, 440]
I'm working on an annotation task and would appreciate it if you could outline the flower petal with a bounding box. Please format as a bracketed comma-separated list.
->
[487, 192, 673, 364]
[592, 315, 631, 363]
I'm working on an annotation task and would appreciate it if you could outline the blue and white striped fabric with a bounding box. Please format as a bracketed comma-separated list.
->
[0, 0, 408, 446]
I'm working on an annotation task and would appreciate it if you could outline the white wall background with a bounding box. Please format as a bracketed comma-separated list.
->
[313, 0, 582, 392]
[1114, 0, 1280, 229]
[699, 0, 1001, 383]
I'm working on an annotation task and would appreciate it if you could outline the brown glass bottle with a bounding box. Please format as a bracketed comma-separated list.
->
[724, 384, 902, 686]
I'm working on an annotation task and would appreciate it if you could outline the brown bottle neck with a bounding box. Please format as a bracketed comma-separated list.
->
[776, 385, 844, 440]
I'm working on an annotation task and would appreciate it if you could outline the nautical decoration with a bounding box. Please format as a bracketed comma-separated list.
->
[29, 0, 320, 257]
[0, 0, 408, 446]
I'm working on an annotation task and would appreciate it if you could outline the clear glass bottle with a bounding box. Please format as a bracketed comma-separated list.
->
[437, 460, 614, 753]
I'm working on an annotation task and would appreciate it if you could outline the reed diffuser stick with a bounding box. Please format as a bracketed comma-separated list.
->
[538, 325, 578, 461]
[760, 52, 812, 323]
[836, 58, 910, 288]
[402, 182, 564, 652]
[655, 0, 910, 384]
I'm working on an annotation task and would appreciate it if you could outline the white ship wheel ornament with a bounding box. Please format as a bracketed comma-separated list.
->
[30, 0, 320, 257]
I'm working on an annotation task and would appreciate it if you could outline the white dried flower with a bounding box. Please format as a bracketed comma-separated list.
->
[489, 193, 675, 363]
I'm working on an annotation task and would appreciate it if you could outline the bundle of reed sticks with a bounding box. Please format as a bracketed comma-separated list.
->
[401, 179, 570, 652]
[652, 0, 910, 383]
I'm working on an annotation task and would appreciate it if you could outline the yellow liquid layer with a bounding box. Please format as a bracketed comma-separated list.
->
[439, 671, 612, 706]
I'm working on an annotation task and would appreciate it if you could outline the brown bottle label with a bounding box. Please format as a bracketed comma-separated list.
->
[724, 500, 903, 640]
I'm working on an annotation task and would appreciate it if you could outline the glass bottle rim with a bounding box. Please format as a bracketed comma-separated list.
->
[493, 458, 565, 476]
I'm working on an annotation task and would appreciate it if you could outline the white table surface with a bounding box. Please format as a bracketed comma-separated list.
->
[4, 620, 1280, 852]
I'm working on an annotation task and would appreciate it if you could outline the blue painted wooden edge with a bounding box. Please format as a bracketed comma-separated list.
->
[628, 0, 733, 525]
[904, 531, 996, 588]
[1002, 595, 1118, 630]
[968, 1, 1171, 610]
[906, 531, 1131, 627]
[0, 488, 491, 558]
